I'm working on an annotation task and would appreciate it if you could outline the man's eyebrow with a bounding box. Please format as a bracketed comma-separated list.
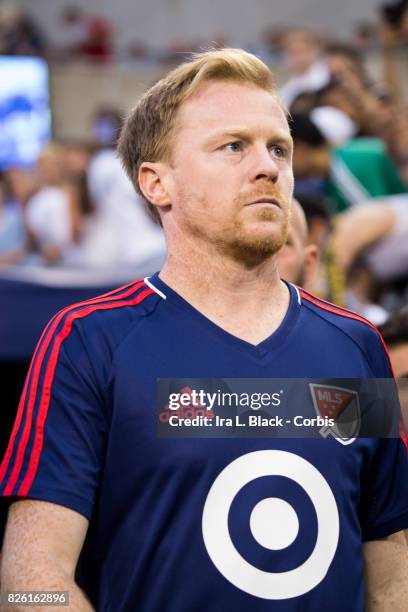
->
[204, 129, 293, 148]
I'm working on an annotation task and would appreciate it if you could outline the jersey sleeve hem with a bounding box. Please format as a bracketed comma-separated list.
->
[362, 510, 408, 541]
[1, 489, 94, 521]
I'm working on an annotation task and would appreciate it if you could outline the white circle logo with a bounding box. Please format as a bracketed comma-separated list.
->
[250, 497, 299, 550]
[202, 450, 339, 600]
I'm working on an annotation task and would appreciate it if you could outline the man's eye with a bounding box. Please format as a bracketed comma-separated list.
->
[223, 142, 243, 153]
[270, 145, 286, 158]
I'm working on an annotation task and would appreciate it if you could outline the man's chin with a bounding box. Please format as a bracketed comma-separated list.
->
[226, 233, 286, 265]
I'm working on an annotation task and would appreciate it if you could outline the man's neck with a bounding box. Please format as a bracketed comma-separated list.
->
[159, 246, 290, 346]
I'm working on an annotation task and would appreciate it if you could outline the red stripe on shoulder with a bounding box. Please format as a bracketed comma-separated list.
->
[299, 287, 376, 325]
[0, 279, 147, 493]
[17, 286, 154, 496]
[299, 289, 394, 377]
[89, 278, 146, 300]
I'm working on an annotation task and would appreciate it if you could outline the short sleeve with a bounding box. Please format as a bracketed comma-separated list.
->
[359, 438, 408, 541]
[0, 318, 109, 521]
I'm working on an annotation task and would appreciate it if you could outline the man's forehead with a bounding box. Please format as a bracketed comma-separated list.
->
[177, 80, 289, 133]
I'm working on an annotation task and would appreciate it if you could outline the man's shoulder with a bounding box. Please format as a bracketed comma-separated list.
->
[298, 287, 391, 374]
[49, 278, 161, 351]
[299, 286, 382, 339]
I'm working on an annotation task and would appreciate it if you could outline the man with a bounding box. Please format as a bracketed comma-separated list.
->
[277, 198, 319, 291]
[1, 49, 407, 611]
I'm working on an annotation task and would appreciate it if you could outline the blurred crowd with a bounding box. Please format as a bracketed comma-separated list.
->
[280, 7, 408, 327]
[0, 1, 408, 337]
[0, 3, 113, 63]
[0, 107, 166, 271]
[0, 1, 407, 64]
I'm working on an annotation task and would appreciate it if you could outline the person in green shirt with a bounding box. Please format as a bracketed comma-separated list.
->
[291, 113, 406, 213]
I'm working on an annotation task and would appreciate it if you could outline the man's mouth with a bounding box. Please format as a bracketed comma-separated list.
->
[246, 197, 281, 208]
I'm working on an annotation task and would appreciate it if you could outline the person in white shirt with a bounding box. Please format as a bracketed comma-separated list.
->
[75, 148, 166, 269]
[279, 29, 330, 108]
[25, 144, 79, 264]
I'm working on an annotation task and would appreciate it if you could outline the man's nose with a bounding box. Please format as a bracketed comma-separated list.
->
[248, 145, 279, 183]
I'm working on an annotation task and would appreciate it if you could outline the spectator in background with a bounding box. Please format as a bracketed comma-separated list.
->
[63, 140, 94, 235]
[313, 79, 371, 137]
[330, 196, 408, 280]
[379, 305, 408, 429]
[294, 192, 335, 300]
[0, 171, 27, 266]
[263, 27, 286, 57]
[249, 27, 285, 63]
[288, 91, 319, 115]
[290, 40, 404, 149]
[324, 43, 369, 90]
[290, 113, 406, 212]
[58, 5, 113, 63]
[81, 16, 113, 64]
[58, 5, 88, 59]
[72, 106, 166, 269]
[321, 40, 408, 160]
[4, 166, 37, 209]
[25, 144, 80, 265]
[63, 141, 92, 186]
[318, 43, 380, 137]
[378, 3, 408, 183]
[381, 0, 408, 43]
[372, 86, 408, 184]
[0, 3, 46, 56]
[295, 192, 331, 251]
[352, 21, 378, 51]
[309, 105, 357, 147]
[294, 36, 408, 185]
[82, 149, 166, 269]
[329, 195, 408, 322]
[379, 308, 408, 377]
[277, 199, 319, 291]
[279, 29, 330, 108]
[90, 107, 122, 150]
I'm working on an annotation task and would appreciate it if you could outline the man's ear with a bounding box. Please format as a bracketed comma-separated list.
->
[138, 161, 172, 210]
[303, 244, 320, 291]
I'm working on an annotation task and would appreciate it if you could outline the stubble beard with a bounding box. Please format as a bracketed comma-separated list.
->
[226, 204, 290, 266]
[176, 186, 291, 267]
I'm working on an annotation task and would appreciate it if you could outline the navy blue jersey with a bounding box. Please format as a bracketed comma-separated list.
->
[1, 274, 408, 611]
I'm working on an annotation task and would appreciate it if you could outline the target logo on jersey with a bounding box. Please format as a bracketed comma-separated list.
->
[202, 451, 339, 600]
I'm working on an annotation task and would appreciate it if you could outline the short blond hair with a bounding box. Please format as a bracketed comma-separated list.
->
[117, 48, 278, 222]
